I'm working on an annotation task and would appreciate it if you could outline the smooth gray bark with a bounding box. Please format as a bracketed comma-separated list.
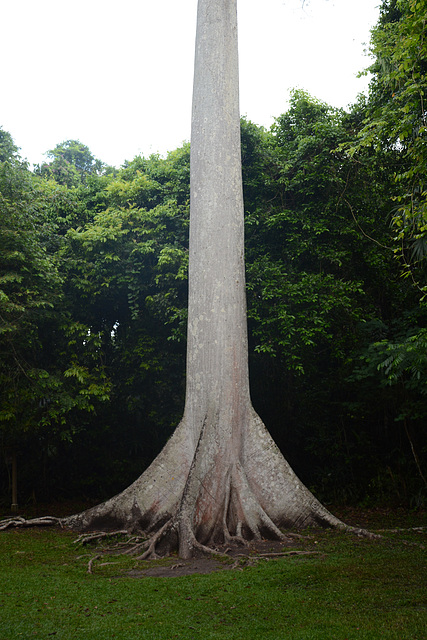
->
[185, 0, 250, 456]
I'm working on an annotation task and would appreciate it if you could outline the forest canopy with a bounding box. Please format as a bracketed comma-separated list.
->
[1, 0, 426, 509]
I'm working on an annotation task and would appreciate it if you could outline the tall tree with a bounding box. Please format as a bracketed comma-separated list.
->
[61, 0, 349, 557]
[35, 140, 106, 188]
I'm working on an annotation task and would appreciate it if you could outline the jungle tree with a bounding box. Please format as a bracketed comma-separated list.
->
[59, 0, 350, 558]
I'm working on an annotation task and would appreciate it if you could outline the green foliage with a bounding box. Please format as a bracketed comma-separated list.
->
[0, 128, 19, 162]
[2, 24, 427, 508]
[45, 148, 192, 496]
[246, 91, 395, 373]
[0, 133, 111, 481]
[356, 0, 427, 293]
[0, 141, 60, 435]
[322, 0, 427, 506]
[375, 328, 427, 388]
[35, 140, 107, 188]
[241, 90, 425, 505]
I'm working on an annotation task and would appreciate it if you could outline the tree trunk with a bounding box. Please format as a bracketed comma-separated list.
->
[11, 452, 18, 514]
[64, 0, 344, 556]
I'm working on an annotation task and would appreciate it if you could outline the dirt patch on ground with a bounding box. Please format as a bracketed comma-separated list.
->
[126, 538, 306, 578]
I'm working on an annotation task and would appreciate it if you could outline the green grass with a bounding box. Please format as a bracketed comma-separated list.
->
[0, 511, 426, 639]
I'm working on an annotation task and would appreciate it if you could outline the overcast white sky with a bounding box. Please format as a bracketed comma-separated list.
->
[1, 0, 380, 168]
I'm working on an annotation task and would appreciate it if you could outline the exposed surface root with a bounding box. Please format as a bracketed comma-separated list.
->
[230, 460, 287, 543]
[0, 516, 62, 530]
[133, 519, 176, 560]
[376, 526, 426, 533]
[282, 531, 307, 540]
[189, 537, 227, 558]
[242, 550, 322, 558]
[73, 530, 129, 546]
[87, 555, 101, 574]
[345, 525, 381, 539]
[230, 549, 323, 568]
[223, 532, 247, 546]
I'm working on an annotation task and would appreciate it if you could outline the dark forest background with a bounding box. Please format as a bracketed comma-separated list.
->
[1, 0, 426, 509]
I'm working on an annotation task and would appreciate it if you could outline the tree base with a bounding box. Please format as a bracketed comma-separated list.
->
[60, 411, 362, 556]
[0, 413, 376, 553]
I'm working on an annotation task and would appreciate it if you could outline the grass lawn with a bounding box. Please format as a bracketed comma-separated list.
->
[0, 508, 425, 639]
